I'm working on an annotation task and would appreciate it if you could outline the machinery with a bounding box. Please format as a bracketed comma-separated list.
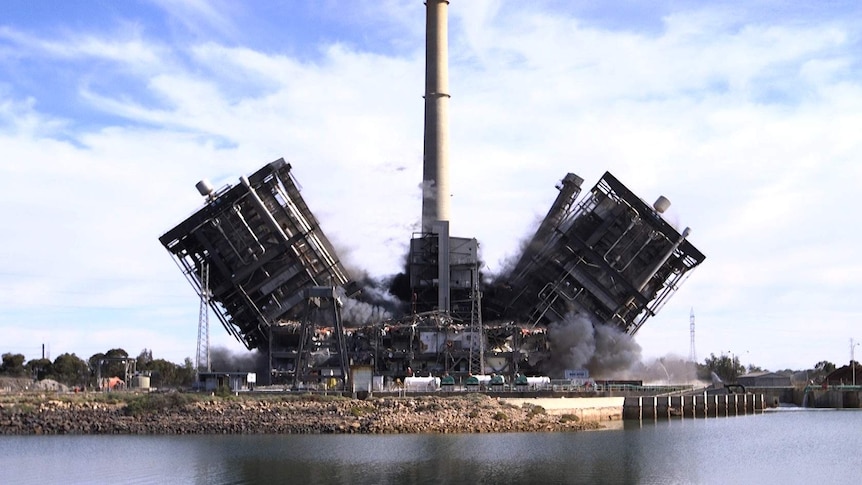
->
[485, 171, 705, 335]
[158, 1, 704, 387]
[159, 160, 358, 384]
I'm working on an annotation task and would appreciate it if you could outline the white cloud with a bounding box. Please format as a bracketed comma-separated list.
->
[146, 0, 241, 40]
[0, 25, 164, 67]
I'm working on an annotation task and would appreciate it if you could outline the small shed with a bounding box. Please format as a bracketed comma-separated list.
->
[351, 365, 374, 393]
[198, 372, 256, 392]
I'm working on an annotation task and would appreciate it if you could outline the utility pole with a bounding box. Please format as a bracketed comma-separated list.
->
[851, 338, 859, 387]
[689, 308, 696, 364]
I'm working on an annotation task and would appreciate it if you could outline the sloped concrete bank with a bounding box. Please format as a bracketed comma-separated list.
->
[0, 393, 604, 435]
[502, 397, 624, 422]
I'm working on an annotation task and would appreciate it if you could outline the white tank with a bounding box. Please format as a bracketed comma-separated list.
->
[404, 376, 441, 391]
[653, 196, 671, 214]
[196, 179, 215, 197]
[526, 376, 551, 388]
[131, 375, 151, 390]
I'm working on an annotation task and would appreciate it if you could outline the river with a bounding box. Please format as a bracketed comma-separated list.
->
[2, 407, 860, 484]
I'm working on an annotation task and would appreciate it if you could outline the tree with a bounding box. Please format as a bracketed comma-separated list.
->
[702, 353, 745, 383]
[105, 348, 129, 359]
[88, 352, 105, 383]
[180, 357, 196, 387]
[1, 353, 27, 377]
[136, 348, 153, 370]
[88, 348, 132, 389]
[144, 358, 180, 388]
[807, 360, 837, 384]
[25, 358, 53, 380]
[53, 353, 90, 388]
[142, 357, 195, 389]
[746, 364, 764, 373]
[102, 348, 131, 379]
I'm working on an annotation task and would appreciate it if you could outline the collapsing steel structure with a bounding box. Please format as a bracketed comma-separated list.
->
[485, 171, 705, 336]
[159, 1, 705, 387]
[159, 159, 358, 384]
[159, 163, 704, 385]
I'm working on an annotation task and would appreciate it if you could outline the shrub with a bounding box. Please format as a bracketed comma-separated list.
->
[527, 405, 547, 418]
[349, 406, 367, 417]
[215, 385, 233, 398]
[123, 392, 197, 416]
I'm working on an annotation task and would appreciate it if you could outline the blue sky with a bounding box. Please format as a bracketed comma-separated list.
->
[2, 0, 861, 373]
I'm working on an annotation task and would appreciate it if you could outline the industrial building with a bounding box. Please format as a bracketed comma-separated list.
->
[484, 171, 704, 335]
[159, 160, 358, 385]
[159, 0, 704, 387]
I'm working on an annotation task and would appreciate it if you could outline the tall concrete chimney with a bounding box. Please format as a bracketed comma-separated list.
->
[421, 0, 451, 233]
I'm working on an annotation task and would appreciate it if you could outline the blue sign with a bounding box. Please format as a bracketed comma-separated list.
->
[564, 369, 589, 380]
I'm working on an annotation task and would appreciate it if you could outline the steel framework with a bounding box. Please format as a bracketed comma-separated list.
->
[486, 172, 705, 335]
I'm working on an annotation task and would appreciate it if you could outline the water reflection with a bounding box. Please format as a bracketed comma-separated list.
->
[2, 410, 862, 485]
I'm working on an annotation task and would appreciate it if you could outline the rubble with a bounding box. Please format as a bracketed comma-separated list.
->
[0, 393, 601, 435]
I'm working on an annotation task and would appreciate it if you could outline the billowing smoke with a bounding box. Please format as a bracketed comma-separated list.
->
[491, 225, 538, 280]
[339, 271, 406, 326]
[342, 297, 392, 325]
[209, 347, 268, 376]
[545, 311, 643, 379]
[635, 355, 700, 385]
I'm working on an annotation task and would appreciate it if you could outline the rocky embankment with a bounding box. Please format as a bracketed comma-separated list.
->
[0, 392, 601, 435]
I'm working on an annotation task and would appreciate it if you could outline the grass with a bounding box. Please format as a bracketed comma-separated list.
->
[122, 392, 201, 416]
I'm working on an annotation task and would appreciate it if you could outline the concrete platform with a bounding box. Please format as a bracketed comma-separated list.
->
[502, 397, 625, 423]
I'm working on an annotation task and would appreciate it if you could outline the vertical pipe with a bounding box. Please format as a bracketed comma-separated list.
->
[422, 0, 451, 233]
[436, 221, 451, 312]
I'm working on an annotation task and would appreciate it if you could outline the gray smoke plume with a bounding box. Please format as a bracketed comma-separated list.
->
[636, 355, 700, 385]
[342, 297, 392, 326]
[209, 347, 268, 375]
[335, 268, 404, 326]
[545, 311, 643, 378]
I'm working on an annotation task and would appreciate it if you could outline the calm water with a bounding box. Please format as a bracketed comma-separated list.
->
[2, 408, 861, 484]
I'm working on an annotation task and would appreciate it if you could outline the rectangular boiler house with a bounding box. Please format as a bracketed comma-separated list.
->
[159, 159, 354, 351]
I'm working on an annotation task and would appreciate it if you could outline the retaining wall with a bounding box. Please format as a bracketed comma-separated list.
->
[623, 393, 765, 420]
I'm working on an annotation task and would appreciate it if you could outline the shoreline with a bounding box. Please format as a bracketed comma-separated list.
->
[0, 392, 604, 435]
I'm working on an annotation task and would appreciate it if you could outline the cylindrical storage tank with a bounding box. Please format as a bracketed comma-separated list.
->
[653, 196, 671, 213]
[196, 179, 215, 197]
[526, 377, 551, 389]
[404, 376, 441, 392]
[131, 375, 151, 390]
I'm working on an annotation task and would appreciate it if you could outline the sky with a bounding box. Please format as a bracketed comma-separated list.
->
[2, 0, 861, 373]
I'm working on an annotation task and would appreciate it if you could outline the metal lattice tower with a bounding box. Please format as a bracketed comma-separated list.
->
[689, 308, 696, 364]
[196, 262, 211, 372]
